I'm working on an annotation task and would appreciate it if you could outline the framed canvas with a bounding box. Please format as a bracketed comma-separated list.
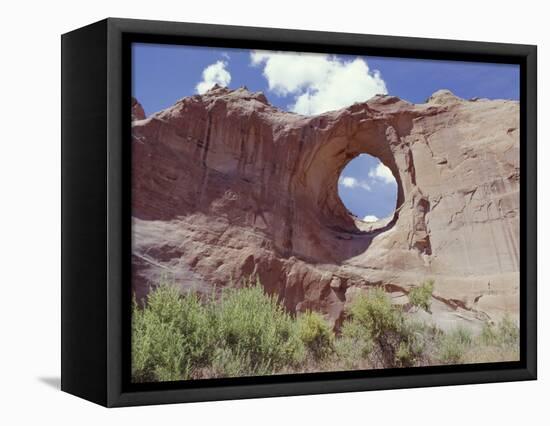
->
[61, 18, 537, 407]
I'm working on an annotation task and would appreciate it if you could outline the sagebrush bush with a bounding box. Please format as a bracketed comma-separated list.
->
[333, 318, 374, 369]
[465, 316, 519, 363]
[212, 283, 305, 376]
[395, 320, 434, 367]
[347, 289, 403, 339]
[408, 280, 434, 312]
[437, 326, 472, 364]
[131, 278, 518, 381]
[132, 281, 305, 380]
[131, 283, 214, 381]
[497, 315, 519, 346]
[297, 311, 334, 360]
[480, 315, 519, 347]
[345, 288, 426, 367]
[480, 321, 498, 345]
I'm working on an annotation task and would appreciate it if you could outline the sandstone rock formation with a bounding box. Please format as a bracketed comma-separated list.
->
[132, 97, 146, 121]
[131, 86, 520, 331]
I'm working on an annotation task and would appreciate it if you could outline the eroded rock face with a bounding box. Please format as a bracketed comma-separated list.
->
[132, 97, 146, 121]
[132, 86, 519, 330]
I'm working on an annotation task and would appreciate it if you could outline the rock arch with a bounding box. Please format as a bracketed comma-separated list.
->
[131, 87, 520, 329]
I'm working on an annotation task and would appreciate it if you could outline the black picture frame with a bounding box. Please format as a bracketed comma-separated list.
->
[61, 17, 537, 407]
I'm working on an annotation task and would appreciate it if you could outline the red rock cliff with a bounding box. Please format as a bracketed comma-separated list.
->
[131, 86, 519, 330]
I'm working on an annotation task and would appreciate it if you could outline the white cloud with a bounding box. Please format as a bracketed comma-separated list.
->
[250, 51, 387, 115]
[196, 60, 231, 94]
[362, 215, 379, 222]
[339, 176, 371, 191]
[368, 163, 395, 184]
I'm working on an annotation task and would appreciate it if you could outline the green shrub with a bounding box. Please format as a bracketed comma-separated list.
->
[132, 280, 306, 380]
[437, 326, 472, 364]
[454, 326, 473, 346]
[210, 347, 255, 378]
[297, 311, 334, 360]
[131, 283, 214, 382]
[333, 318, 374, 369]
[438, 337, 464, 364]
[480, 321, 498, 346]
[132, 277, 517, 379]
[348, 288, 403, 339]
[344, 288, 426, 367]
[395, 320, 433, 366]
[396, 341, 414, 366]
[340, 318, 374, 357]
[213, 282, 305, 376]
[408, 280, 434, 312]
[480, 315, 519, 347]
[497, 315, 519, 346]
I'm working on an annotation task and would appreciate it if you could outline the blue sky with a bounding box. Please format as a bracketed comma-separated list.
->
[132, 43, 519, 221]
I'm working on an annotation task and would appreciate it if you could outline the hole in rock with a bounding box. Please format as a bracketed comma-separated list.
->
[337, 154, 398, 225]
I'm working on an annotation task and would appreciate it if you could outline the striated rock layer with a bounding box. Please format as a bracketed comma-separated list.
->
[131, 86, 520, 331]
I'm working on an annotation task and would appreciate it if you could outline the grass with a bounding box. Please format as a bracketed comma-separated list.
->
[436, 319, 519, 365]
[437, 326, 473, 364]
[132, 279, 519, 382]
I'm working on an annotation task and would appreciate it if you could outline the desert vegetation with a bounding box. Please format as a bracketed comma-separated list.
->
[132, 279, 519, 382]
